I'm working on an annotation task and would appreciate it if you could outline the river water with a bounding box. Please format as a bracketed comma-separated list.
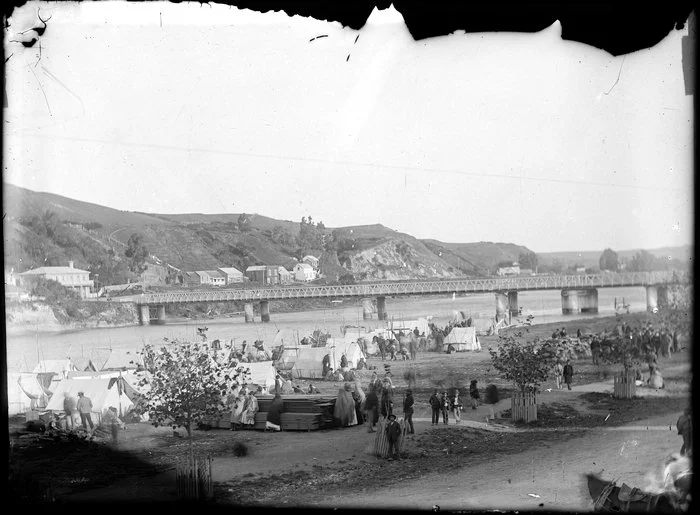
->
[5, 286, 647, 373]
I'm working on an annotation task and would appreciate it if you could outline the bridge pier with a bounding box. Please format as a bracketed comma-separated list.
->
[579, 289, 599, 313]
[376, 296, 387, 321]
[260, 300, 270, 323]
[244, 302, 255, 323]
[561, 290, 579, 314]
[646, 285, 668, 312]
[153, 304, 166, 325]
[495, 292, 508, 322]
[138, 304, 151, 325]
[362, 299, 374, 320]
[507, 291, 519, 319]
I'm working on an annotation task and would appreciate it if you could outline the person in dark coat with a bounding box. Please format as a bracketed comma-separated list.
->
[677, 407, 692, 457]
[403, 390, 415, 434]
[385, 414, 402, 460]
[340, 354, 348, 369]
[469, 380, 480, 409]
[266, 393, 284, 431]
[429, 390, 441, 426]
[322, 354, 332, 377]
[364, 387, 379, 433]
[380, 386, 393, 419]
[440, 391, 450, 425]
[563, 360, 574, 390]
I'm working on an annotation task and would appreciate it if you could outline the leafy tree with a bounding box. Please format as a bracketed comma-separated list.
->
[599, 248, 619, 271]
[30, 277, 80, 304]
[596, 334, 645, 373]
[489, 319, 561, 395]
[518, 251, 538, 270]
[237, 213, 251, 232]
[124, 233, 149, 275]
[137, 341, 250, 437]
[338, 273, 356, 285]
[627, 249, 663, 272]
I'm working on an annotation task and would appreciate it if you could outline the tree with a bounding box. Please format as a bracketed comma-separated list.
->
[488, 320, 561, 395]
[124, 233, 149, 275]
[518, 251, 538, 271]
[599, 248, 619, 271]
[137, 341, 250, 437]
[30, 277, 80, 304]
[237, 213, 251, 232]
[596, 334, 645, 373]
[338, 273, 356, 285]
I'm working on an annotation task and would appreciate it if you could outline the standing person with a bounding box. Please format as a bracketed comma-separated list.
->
[589, 338, 599, 365]
[340, 354, 348, 369]
[403, 389, 415, 434]
[554, 360, 564, 390]
[353, 382, 366, 425]
[265, 393, 284, 432]
[322, 354, 332, 377]
[576, 328, 582, 339]
[560, 327, 567, 338]
[369, 371, 379, 390]
[333, 383, 358, 426]
[230, 387, 246, 431]
[380, 386, 393, 419]
[364, 386, 379, 433]
[469, 381, 480, 409]
[101, 406, 125, 442]
[242, 389, 259, 428]
[76, 391, 94, 431]
[429, 390, 441, 426]
[63, 392, 77, 430]
[385, 414, 402, 460]
[440, 391, 450, 425]
[451, 390, 462, 423]
[563, 360, 574, 390]
[676, 407, 692, 457]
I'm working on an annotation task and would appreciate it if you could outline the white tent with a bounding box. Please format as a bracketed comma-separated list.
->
[45, 378, 135, 419]
[290, 346, 336, 379]
[471, 318, 497, 336]
[326, 339, 365, 369]
[386, 317, 431, 337]
[33, 359, 78, 379]
[7, 372, 46, 415]
[272, 329, 302, 348]
[443, 327, 481, 352]
[235, 360, 277, 390]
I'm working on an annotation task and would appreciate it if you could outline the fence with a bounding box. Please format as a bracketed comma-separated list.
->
[511, 392, 538, 423]
[373, 417, 407, 458]
[175, 453, 213, 500]
[613, 372, 636, 399]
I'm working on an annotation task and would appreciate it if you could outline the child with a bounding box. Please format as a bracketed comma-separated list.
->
[469, 380, 480, 409]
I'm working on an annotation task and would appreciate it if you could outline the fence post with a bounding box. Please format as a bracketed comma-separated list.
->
[613, 371, 636, 399]
[511, 391, 537, 422]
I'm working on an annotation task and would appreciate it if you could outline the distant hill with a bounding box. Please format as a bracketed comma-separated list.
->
[538, 246, 692, 269]
[18, 183, 683, 286]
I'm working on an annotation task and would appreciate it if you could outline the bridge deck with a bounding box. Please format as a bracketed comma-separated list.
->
[122, 272, 683, 305]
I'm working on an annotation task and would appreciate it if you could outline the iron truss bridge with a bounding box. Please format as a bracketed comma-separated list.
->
[123, 271, 685, 306]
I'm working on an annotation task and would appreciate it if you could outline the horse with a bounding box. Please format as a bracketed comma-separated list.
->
[373, 335, 387, 361]
[585, 473, 686, 513]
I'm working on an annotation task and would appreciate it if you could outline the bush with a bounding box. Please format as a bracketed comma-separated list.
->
[232, 441, 248, 457]
[484, 384, 499, 404]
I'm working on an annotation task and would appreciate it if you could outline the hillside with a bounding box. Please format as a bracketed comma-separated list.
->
[538, 246, 693, 269]
[3, 183, 536, 284]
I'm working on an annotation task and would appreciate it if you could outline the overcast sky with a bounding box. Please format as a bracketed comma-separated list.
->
[3, 1, 694, 253]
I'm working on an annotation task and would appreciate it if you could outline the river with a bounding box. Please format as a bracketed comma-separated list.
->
[5, 286, 646, 373]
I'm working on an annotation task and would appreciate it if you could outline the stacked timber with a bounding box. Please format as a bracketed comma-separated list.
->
[257, 394, 336, 431]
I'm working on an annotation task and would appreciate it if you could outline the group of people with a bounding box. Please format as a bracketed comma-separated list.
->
[60, 391, 126, 442]
[553, 359, 575, 390]
[229, 387, 262, 430]
[428, 381, 481, 425]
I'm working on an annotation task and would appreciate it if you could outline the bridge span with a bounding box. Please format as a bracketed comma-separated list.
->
[122, 271, 685, 325]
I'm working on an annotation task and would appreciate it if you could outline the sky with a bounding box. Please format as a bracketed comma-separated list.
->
[3, 1, 694, 253]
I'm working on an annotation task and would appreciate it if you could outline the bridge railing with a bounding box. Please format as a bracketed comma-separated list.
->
[124, 271, 684, 305]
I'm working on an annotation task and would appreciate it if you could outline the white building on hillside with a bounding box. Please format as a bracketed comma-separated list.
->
[218, 267, 244, 284]
[294, 263, 316, 282]
[302, 255, 319, 270]
[278, 266, 292, 284]
[197, 270, 226, 286]
[18, 261, 94, 298]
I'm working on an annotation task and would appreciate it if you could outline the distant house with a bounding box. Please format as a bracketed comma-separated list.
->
[575, 266, 587, 274]
[277, 266, 292, 284]
[197, 270, 226, 286]
[294, 263, 316, 282]
[302, 255, 320, 270]
[246, 265, 268, 284]
[18, 261, 93, 298]
[140, 263, 168, 285]
[218, 267, 244, 284]
[496, 264, 520, 277]
[519, 268, 534, 276]
[183, 271, 203, 287]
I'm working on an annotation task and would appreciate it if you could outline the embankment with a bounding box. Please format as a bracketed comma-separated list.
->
[5, 300, 140, 334]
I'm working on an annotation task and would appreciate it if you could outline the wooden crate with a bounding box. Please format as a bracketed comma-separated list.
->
[511, 392, 537, 423]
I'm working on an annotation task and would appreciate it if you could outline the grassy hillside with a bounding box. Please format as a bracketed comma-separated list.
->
[3, 184, 539, 284]
[538, 246, 693, 268]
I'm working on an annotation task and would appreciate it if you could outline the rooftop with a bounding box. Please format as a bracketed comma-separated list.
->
[20, 265, 90, 275]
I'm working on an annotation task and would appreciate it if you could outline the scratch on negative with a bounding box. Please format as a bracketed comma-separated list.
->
[309, 34, 328, 42]
[604, 56, 626, 95]
[28, 63, 52, 116]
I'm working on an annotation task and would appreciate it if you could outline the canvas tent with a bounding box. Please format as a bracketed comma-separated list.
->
[325, 339, 365, 369]
[443, 327, 481, 352]
[8, 372, 50, 414]
[33, 359, 78, 379]
[386, 317, 431, 337]
[471, 318, 497, 336]
[234, 360, 276, 391]
[290, 346, 337, 379]
[45, 377, 136, 419]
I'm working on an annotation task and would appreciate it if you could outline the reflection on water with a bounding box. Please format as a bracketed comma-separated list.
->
[6, 287, 646, 373]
